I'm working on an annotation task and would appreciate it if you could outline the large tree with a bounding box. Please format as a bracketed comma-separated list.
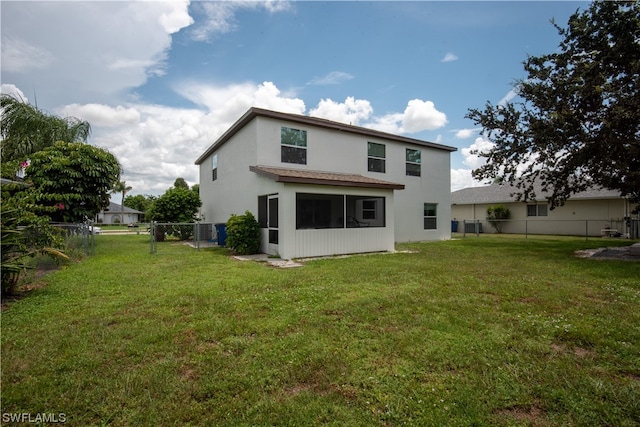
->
[1, 94, 91, 175]
[25, 141, 121, 223]
[466, 1, 640, 209]
[148, 186, 201, 223]
[124, 194, 156, 222]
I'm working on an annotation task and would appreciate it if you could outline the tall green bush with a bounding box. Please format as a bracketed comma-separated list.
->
[486, 205, 511, 233]
[225, 211, 260, 255]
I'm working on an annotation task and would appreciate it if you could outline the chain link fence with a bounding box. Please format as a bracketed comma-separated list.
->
[149, 222, 220, 254]
[456, 218, 640, 240]
[51, 221, 99, 256]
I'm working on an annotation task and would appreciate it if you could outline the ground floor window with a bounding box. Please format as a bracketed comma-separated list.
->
[296, 193, 386, 229]
[424, 203, 437, 229]
[527, 204, 548, 217]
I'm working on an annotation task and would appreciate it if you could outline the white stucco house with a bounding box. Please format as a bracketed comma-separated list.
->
[451, 182, 639, 237]
[196, 107, 456, 259]
[96, 202, 144, 225]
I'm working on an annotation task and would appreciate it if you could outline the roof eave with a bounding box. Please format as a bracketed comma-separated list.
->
[196, 107, 457, 165]
[249, 166, 405, 190]
[276, 176, 405, 190]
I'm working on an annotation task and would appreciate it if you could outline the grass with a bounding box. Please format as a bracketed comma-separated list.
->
[2, 235, 639, 426]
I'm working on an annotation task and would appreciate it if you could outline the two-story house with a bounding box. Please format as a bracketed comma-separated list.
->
[195, 107, 456, 259]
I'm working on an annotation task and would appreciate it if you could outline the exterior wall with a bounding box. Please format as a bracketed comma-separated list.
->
[97, 211, 141, 224]
[392, 148, 451, 242]
[253, 116, 452, 242]
[198, 114, 453, 258]
[199, 120, 266, 225]
[278, 184, 395, 259]
[451, 198, 634, 236]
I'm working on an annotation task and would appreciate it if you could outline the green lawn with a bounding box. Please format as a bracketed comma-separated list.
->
[2, 235, 639, 426]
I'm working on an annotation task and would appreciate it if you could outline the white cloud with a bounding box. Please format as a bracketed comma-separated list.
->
[159, 2, 194, 33]
[0, 84, 28, 101]
[441, 52, 459, 63]
[451, 137, 494, 191]
[308, 71, 354, 86]
[401, 99, 448, 132]
[57, 104, 141, 128]
[367, 113, 405, 134]
[263, 0, 292, 13]
[174, 81, 305, 121]
[6, 75, 450, 196]
[1, 35, 55, 73]
[1, 1, 193, 107]
[307, 97, 447, 135]
[83, 104, 213, 194]
[253, 82, 306, 113]
[46, 81, 306, 195]
[461, 136, 494, 169]
[190, 1, 291, 41]
[309, 97, 373, 125]
[450, 169, 485, 191]
[455, 128, 474, 139]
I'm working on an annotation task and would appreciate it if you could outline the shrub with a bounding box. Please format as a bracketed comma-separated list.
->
[1, 207, 68, 295]
[225, 211, 260, 255]
[486, 205, 511, 233]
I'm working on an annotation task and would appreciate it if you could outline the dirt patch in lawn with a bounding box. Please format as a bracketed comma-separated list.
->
[575, 245, 640, 261]
[495, 403, 549, 426]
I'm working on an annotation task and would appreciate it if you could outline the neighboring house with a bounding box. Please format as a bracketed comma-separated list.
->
[196, 107, 457, 259]
[451, 182, 639, 237]
[96, 202, 144, 225]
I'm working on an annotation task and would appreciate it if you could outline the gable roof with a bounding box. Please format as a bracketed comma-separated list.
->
[250, 165, 405, 190]
[451, 182, 624, 205]
[103, 202, 145, 214]
[195, 107, 457, 165]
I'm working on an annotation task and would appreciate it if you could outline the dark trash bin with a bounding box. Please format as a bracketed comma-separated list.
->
[215, 223, 227, 247]
[451, 220, 459, 232]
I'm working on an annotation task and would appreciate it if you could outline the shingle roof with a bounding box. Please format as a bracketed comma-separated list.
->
[250, 165, 405, 190]
[195, 107, 457, 165]
[104, 202, 145, 214]
[451, 182, 623, 205]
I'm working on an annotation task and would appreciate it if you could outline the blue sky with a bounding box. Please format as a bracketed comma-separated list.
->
[1, 1, 589, 197]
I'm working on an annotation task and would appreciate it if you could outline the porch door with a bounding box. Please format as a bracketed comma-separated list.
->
[268, 195, 279, 245]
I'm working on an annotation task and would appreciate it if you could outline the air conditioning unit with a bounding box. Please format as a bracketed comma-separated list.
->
[464, 222, 483, 233]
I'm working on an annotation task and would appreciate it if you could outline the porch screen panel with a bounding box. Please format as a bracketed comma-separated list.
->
[296, 193, 344, 229]
[346, 196, 385, 228]
[258, 196, 268, 228]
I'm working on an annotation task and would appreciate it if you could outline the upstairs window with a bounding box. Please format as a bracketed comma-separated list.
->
[212, 154, 218, 181]
[406, 148, 421, 176]
[424, 203, 437, 229]
[281, 127, 307, 164]
[527, 204, 548, 217]
[367, 142, 385, 173]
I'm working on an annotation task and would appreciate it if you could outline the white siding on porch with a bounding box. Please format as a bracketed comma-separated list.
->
[276, 183, 395, 260]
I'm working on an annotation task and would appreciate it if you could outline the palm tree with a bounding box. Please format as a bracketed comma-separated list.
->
[1, 94, 91, 168]
[112, 180, 132, 224]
